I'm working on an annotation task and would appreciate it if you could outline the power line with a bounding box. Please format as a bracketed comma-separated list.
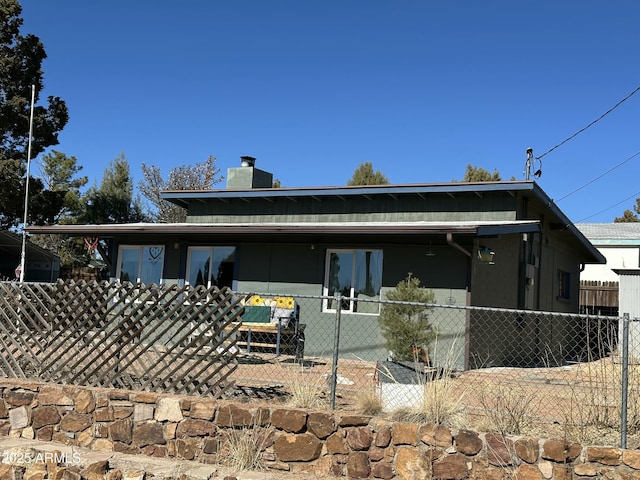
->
[556, 150, 640, 202]
[536, 85, 640, 160]
[575, 190, 640, 223]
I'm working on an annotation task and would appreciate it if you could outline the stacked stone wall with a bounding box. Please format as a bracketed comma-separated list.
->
[0, 379, 638, 479]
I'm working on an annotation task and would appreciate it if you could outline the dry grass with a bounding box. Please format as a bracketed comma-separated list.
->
[559, 354, 640, 445]
[462, 330, 640, 446]
[286, 366, 328, 410]
[219, 423, 272, 471]
[355, 388, 383, 415]
[229, 333, 640, 448]
[389, 338, 467, 427]
[477, 382, 540, 435]
[391, 375, 466, 427]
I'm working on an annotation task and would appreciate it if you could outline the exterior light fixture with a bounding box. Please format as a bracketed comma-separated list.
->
[425, 242, 435, 257]
[478, 246, 495, 265]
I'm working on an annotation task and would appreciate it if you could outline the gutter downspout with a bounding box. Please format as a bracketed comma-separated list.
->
[446, 233, 471, 258]
[447, 233, 472, 371]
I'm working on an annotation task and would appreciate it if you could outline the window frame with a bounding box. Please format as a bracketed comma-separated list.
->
[185, 246, 236, 290]
[116, 244, 165, 285]
[557, 269, 571, 301]
[322, 248, 383, 315]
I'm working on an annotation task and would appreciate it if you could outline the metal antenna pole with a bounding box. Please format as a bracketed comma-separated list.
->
[19, 85, 36, 283]
[524, 147, 533, 180]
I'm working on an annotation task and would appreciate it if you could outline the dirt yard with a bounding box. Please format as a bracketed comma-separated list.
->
[223, 352, 639, 448]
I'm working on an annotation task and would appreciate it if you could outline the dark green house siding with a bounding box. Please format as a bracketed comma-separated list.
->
[186, 189, 519, 224]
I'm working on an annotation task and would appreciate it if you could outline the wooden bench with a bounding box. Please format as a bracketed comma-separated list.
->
[229, 320, 304, 358]
[229, 302, 304, 359]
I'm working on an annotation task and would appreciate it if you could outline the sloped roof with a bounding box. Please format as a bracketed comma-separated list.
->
[161, 179, 541, 206]
[0, 231, 60, 263]
[26, 180, 606, 264]
[160, 180, 604, 264]
[577, 223, 640, 245]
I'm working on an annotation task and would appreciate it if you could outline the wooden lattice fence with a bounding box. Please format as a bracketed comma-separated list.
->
[0, 280, 243, 397]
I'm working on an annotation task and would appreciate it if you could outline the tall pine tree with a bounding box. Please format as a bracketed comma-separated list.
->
[0, 0, 69, 227]
[82, 153, 146, 225]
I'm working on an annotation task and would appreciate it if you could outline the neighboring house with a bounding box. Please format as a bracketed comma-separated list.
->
[27, 158, 605, 368]
[0, 230, 60, 282]
[576, 223, 640, 316]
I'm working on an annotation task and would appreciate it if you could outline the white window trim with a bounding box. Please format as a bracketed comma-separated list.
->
[185, 246, 211, 288]
[322, 248, 382, 315]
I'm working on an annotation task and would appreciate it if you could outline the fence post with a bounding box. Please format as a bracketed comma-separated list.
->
[621, 312, 630, 449]
[329, 293, 342, 409]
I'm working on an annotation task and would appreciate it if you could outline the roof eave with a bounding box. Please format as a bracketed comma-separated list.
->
[529, 183, 606, 265]
[160, 180, 537, 205]
[26, 221, 540, 237]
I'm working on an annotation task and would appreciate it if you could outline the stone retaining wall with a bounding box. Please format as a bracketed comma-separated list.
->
[0, 379, 637, 479]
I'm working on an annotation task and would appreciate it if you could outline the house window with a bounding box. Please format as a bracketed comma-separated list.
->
[323, 249, 383, 314]
[117, 245, 165, 285]
[558, 269, 571, 300]
[186, 246, 236, 289]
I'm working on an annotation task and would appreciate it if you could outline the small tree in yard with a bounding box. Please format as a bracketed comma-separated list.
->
[379, 274, 437, 362]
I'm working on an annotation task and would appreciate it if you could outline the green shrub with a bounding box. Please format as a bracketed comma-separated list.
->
[378, 274, 436, 362]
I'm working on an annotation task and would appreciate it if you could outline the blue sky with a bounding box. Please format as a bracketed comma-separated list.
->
[19, 1, 640, 223]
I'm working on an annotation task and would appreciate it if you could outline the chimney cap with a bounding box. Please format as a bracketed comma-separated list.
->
[240, 156, 256, 167]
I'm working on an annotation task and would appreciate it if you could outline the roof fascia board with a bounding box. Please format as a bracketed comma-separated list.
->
[477, 223, 541, 236]
[591, 240, 640, 246]
[26, 221, 539, 237]
[160, 181, 535, 202]
[613, 269, 640, 275]
[529, 182, 606, 264]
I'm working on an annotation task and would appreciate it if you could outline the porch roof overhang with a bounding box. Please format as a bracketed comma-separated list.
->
[26, 220, 542, 237]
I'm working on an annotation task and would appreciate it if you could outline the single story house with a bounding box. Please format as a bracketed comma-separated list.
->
[27, 158, 605, 368]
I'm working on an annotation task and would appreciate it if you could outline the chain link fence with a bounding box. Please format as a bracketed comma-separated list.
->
[233, 291, 636, 448]
[1, 280, 637, 448]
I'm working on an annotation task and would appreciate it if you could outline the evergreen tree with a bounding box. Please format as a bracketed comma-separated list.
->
[347, 162, 389, 186]
[82, 153, 146, 224]
[456, 163, 502, 182]
[378, 274, 436, 362]
[0, 0, 69, 227]
[38, 150, 87, 221]
[615, 199, 640, 222]
[31, 150, 89, 266]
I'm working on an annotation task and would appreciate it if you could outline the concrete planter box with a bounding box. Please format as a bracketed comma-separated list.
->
[376, 361, 426, 411]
